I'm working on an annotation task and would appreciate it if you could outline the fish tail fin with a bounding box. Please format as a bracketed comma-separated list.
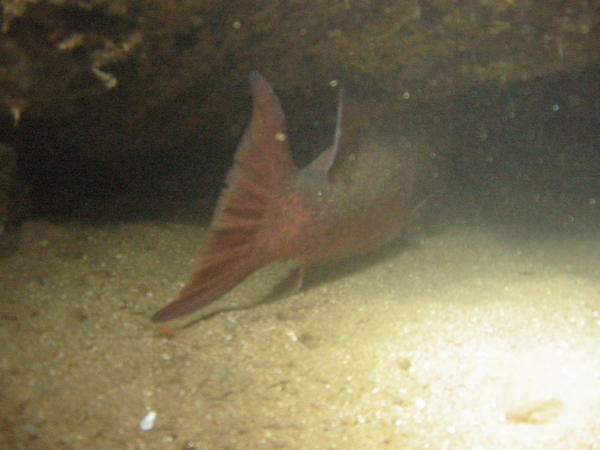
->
[152, 71, 297, 322]
[152, 253, 261, 322]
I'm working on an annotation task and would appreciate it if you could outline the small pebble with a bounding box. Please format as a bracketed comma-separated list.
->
[506, 398, 564, 424]
[140, 410, 157, 431]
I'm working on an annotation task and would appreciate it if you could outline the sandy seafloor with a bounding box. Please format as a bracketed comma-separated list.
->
[1, 214, 599, 449]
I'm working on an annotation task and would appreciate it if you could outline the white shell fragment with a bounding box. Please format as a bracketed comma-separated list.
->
[139, 410, 157, 431]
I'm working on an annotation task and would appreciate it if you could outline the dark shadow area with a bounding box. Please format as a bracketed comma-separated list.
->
[178, 236, 424, 326]
[8, 65, 599, 240]
[440, 65, 600, 236]
[16, 140, 227, 223]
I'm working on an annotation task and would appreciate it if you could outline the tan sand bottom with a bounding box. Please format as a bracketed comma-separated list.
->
[1, 220, 599, 449]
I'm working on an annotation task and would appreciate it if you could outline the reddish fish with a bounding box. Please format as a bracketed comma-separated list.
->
[152, 71, 438, 322]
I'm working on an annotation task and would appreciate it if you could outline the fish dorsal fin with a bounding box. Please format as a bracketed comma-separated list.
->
[305, 86, 345, 182]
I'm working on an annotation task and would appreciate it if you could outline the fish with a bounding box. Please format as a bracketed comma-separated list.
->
[152, 71, 441, 322]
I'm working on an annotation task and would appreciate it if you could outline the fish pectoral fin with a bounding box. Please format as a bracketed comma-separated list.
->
[261, 265, 305, 305]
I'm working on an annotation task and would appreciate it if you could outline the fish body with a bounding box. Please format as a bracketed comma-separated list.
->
[152, 71, 437, 322]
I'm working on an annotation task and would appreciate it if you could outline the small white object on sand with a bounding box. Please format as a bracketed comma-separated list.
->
[139, 410, 157, 431]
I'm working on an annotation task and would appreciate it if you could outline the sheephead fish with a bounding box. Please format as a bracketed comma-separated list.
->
[152, 71, 441, 321]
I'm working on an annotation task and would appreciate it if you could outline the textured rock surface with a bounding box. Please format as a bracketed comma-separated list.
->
[0, 0, 598, 223]
[1, 0, 597, 155]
